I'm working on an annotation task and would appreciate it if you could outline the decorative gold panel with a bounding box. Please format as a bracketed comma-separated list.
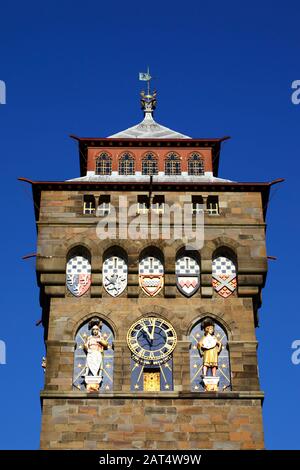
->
[143, 369, 160, 391]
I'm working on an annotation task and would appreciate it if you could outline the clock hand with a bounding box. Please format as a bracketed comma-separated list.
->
[141, 322, 151, 340]
[150, 318, 156, 340]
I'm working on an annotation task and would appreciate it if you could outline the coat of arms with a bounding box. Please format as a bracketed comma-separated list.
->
[212, 256, 237, 298]
[139, 256, 164, 297]
[66, 255, 91, 296]
[103, 256, 127, 297]
[176, 256, 200, 297]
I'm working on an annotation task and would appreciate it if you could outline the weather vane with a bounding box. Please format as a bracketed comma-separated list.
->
[139, 66, 152, 95]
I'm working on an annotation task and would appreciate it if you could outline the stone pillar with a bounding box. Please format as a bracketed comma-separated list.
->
[173, 340, 191, 392]
[113, 340, 131, 392]
[228, 341, 260, 391]
[44, 340, 75, 391]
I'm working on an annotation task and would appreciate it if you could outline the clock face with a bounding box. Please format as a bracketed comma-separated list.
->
[127, 317, 177, 365]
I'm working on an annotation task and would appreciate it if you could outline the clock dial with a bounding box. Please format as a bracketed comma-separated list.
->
[127, 317, 177, 365]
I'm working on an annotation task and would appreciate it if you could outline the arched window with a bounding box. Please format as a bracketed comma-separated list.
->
[119, 152, 135, 175]
[188, 152, 204, 175]
[139, 249, 164, 297]
[128, 315, 176, 391]
[73, 317, 114, 392]
[66, 247, 91, 297]
[103, 249, 128, 297]
[212, 253, 237, 298]
[95, 152, 112, 175]
[175, 253, 200, 297]
[165, 152, 181, 175]
[190, 317, 231, 392]
[142, 152, 158, 175]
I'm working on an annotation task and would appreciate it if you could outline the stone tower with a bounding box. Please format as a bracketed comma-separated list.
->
[21, 84, 282, 450]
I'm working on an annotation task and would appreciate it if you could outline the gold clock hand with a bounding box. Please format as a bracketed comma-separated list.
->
[141, 321, 151, 339]
[150, 318, 156, 340]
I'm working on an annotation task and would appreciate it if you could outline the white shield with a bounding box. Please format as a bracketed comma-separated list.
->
[212, 256, 237, 298]
[66, 256, 91, 297]
[139, 256, 164, 297]
[103, 256, 127, 297]
[176, 256, 200, 297]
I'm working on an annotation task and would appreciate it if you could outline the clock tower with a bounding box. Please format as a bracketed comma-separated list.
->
[22, 80, 282, 450]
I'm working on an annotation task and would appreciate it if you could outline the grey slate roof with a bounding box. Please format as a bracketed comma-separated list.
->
[108, 112, 191, 140]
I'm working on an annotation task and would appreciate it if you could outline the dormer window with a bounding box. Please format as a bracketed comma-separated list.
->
[165, 152, 181, 175]
[142, 153, 158, 176]
[95, 153, 112, 175]
[83, 195, 96, 215]
[119, 152, 135, 175]
[188, 153, 205, 175]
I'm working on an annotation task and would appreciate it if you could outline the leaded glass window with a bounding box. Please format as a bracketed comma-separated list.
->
[95, 152, 112, 175]
[165, 152, 181, 175]
[119, 152, 135, 175]
[188, 153, 204, 175]
[142, 152, 158, 175]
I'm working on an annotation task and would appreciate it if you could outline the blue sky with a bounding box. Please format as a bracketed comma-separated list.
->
[0, 0, 299, 449]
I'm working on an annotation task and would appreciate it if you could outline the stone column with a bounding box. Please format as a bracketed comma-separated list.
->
[228, 341, 260, 391]
[44, 340, 75, 392]
[113, 340, 131, 392]
[173, 340, 191, 392]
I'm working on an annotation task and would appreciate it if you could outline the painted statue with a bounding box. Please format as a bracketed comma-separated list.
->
[197, 318, 222, 377]
[84, 320, 108, 379]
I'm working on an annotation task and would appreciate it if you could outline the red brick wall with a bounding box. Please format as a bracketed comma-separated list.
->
[86, 147, 213, 173]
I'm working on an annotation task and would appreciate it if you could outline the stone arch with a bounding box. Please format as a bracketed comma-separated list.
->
[187, 309, 236, 341]
[69, 309, 118, 340]
[176, 246, 201, 263]
[98, 240, 129, 261]
[201, 236, 240, 262]
[66, 245, 91, 263]
[139, 245, 164, 264]
[61, 235, 99, 259]
[102, 245, 128, 263]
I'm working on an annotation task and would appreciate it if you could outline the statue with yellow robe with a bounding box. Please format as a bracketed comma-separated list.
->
[197, 318, 222, 378]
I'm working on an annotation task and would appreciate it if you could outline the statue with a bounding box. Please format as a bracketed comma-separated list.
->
[83, 318, 108, 391]
[197, 318, 222, 391]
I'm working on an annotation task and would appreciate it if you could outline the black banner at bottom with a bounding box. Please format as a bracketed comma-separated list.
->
[0, 450, 299, 467]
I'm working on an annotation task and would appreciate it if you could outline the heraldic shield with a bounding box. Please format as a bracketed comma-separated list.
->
[66, 255, 91, 297]
[212, 256, 237, 298]
[103, 256, 127, 297]
[176, 255, 200, 297]
[139, 256, 164, 297]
